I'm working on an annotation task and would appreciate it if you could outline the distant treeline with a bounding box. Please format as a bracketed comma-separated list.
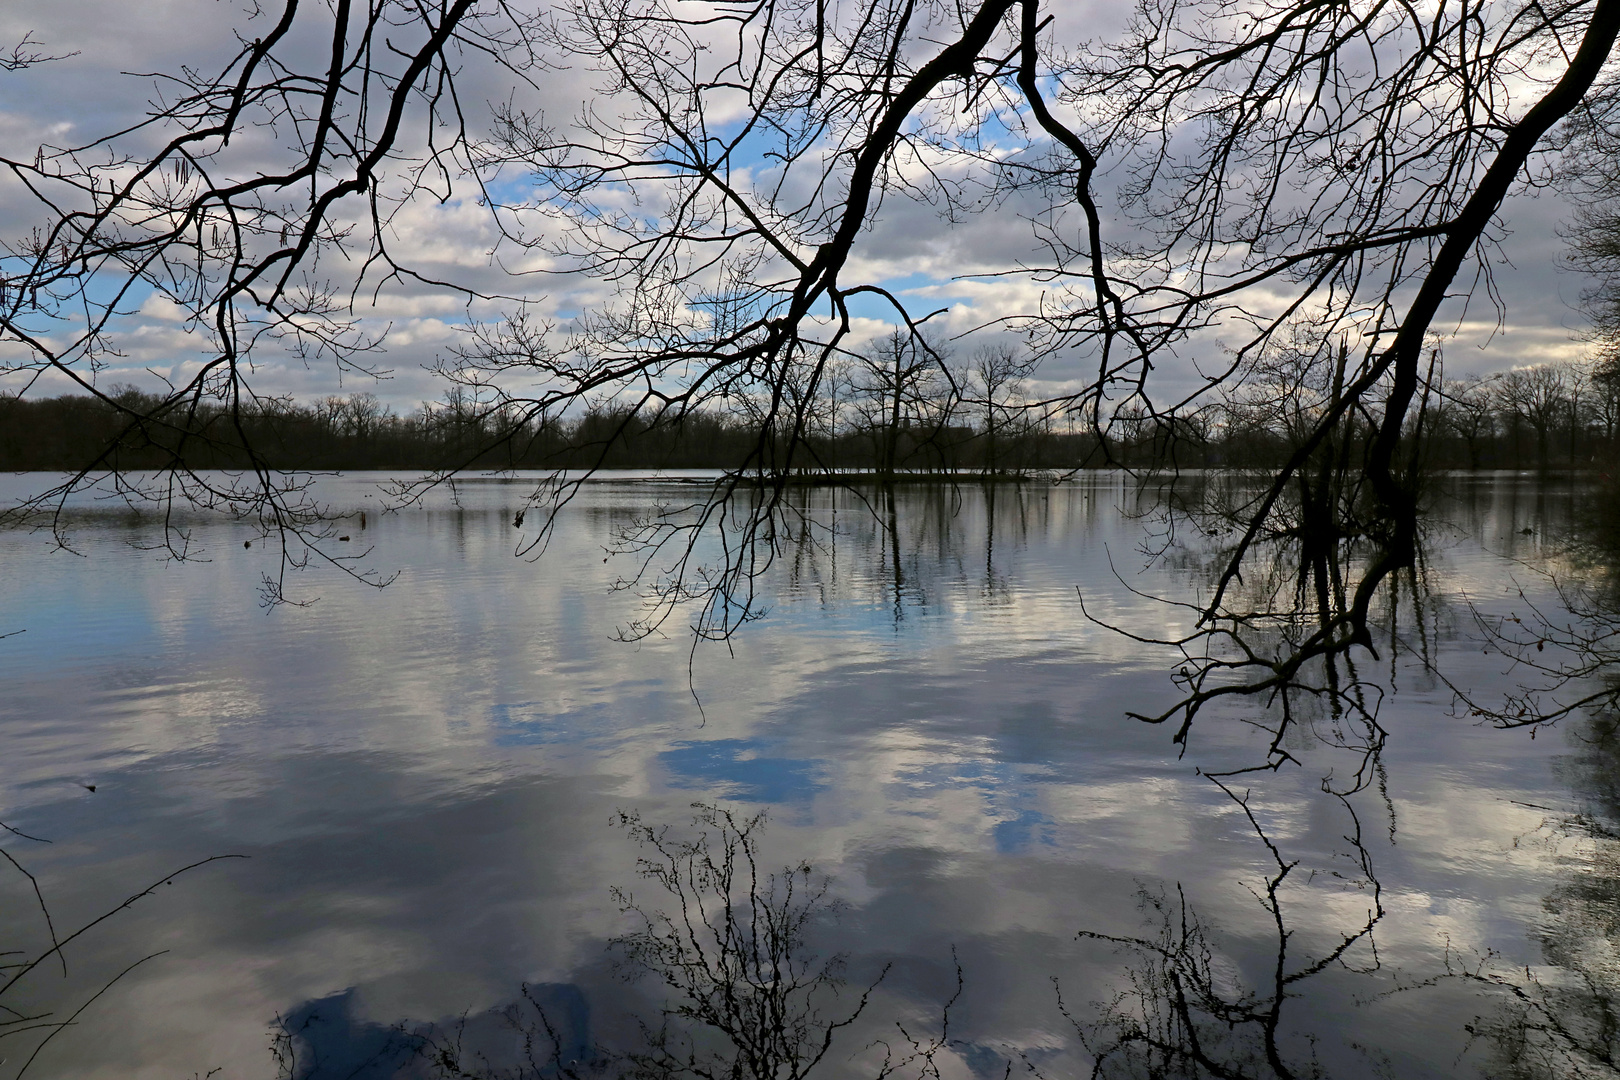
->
[3, 361, 1617, 475]
[0, 387, 1090, 473]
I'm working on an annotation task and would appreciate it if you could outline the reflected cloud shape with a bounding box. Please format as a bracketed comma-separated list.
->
[993, 810, 1058, 854]
[489, 700, 628, 748]
[660, 740, 824, 804]
[276, 989, 421, 1080]
[0, 472, 1604, 1079]
[277, 984, 595, 1080]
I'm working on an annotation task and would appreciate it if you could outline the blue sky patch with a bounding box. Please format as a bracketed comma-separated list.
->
[660, 738, 823, 803]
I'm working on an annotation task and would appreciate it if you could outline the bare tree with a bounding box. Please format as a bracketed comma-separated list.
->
[967, 345, 1034, 475]
[1499, 365, 1573, 470]
[445, 0, 1620, 699]
[1590, 355, 1620, 448]
[1565, 82, 1620, 379]
[847, 332, 955, 479]
[1437, 374, 1501, 470]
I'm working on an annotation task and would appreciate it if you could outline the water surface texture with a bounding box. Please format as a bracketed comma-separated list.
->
[0, 472, 1609, 1079]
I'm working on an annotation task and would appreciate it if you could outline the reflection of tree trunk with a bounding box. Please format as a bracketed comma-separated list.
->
[984, 482, 996, 593]
[828, 496, 838, 594]
[1300, 342, 1347, 631]
[887, 485, 903, 624]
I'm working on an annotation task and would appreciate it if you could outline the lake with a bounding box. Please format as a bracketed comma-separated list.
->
[0, 471, 1610, 1079]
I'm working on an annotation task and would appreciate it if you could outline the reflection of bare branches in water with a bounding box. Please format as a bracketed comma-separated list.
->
[609, 804, 889, 1080]
[597, 479, 1024, 644]
[1395, 942, 1620, 1079]
[421, 804, 956, 1080]
[273, 770, 1618, 1080]
[409, 796, 1393, 1080]
[1061, 778, 1384, 1080]
[1375, 712, 1620, 1080]
[1081, 470, 1415, 790]
[0, 842, 242, 1078]
[1430, 479, 1620, 732]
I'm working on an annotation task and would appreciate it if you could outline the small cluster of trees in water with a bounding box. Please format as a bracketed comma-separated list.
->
[5, 342, 1618, 476]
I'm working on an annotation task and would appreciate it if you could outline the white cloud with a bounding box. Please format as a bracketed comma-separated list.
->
[0, 0, 1605, 416]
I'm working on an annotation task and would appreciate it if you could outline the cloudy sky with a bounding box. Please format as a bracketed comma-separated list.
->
[0, 0, 1604, 412]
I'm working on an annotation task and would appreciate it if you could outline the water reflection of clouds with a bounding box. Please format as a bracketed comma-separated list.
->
[0, 472, 1601, 1078]
[660, 739, 825, 803]
[992, 809, 1059, 853]
[488, 699, 649, 749]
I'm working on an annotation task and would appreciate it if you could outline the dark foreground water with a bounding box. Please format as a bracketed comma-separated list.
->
[0, 471, 1612, 1079]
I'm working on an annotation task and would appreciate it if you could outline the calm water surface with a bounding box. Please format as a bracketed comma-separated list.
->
[0, 472, 1608, 1079]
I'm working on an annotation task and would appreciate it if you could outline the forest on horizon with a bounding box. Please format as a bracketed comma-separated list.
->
[6, 351, 1616, 476]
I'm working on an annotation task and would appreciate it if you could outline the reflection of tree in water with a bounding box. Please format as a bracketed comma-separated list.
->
[1330, 721, 1620, 1080]
[1101, 463, 1412, 1077]
[774, 483, 1052, 623]
[256, 765, 1619, 1080]
[303, 805, 954, 1080]
[1372, 477, 1620, 1079]
[602, 805, 895, 1080]
[1424, 711, 1620, 1080]
[1061, 779, 1384, 1080]
[268, 488, 1438, 1080]
[273, 478, 1620, 1080]
[271, 784, 1403, 1080]
[1571, 477, 1620, 577]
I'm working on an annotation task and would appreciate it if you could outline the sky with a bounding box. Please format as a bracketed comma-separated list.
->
[0, 0, 1605, 414]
